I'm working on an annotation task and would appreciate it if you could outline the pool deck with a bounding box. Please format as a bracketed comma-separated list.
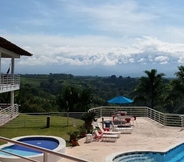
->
[60, 117, 184, 162]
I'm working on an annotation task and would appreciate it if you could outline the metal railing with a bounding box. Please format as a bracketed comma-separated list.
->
[0, 136, 90, 162]
[0, 74, 20, 92]
[0, 104, 19, 126]
[88, 106, 184, 128]
[1, 105, 184, 128]
[0, 106, 184, 161]
[2, 112, 85, 128]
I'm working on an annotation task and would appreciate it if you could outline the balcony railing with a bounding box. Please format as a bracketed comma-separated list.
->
[0, 104, 19, 126]
[0, 74, 20, 92]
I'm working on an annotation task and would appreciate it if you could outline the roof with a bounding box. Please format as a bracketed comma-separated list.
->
[0, 37, 33, 56]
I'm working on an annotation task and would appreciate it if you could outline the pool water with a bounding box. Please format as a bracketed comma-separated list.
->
[113, 142, 184, 162]
[0, 137, 59, 156]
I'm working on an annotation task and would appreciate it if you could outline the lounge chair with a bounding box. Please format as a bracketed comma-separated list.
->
[111, 121, 133, 134]
[131, 115, 137, 126]
[94, 130, 118, 142]
[97, 123, 121, 137]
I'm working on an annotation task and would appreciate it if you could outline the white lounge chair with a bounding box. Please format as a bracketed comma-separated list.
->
[97, 123, 121, 137]
[111, 121, 133, 134]
[94, 130, 118, 142]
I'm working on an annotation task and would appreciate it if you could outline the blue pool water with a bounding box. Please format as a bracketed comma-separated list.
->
[0, 137, 59, 156]
[113, 142, 184, 162]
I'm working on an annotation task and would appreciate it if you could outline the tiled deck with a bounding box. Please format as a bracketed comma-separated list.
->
[60, 117, 184, 162]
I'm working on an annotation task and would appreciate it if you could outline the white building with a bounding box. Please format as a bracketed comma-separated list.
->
[0, 37, 32, 126]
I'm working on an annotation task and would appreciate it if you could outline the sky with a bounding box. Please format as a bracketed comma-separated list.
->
[1, 0, 184, 77]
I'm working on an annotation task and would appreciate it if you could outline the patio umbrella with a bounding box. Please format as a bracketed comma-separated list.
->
[107, 96, 133, 104]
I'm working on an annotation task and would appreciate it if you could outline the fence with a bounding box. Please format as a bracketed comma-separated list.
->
[89, 106, 184, 128]
[1, 106, 184, 128]
[1, 112, 85, 128]
[0, 106, 184, 162]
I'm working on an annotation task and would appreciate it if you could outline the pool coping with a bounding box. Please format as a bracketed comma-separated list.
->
[105, 140, 184, 162]
[0, 135, 66, 160]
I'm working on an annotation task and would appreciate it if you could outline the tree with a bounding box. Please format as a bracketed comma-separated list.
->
[79, 89, 93, 111]
[164, 65, 184, 113]
[62, 86, 79, 112]
[134, 69, 165, 109]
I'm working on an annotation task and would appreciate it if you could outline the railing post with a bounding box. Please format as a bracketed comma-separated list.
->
[43, 152, 48, 162]
[100, 107, 102, 117]
[180, 115, 184, 130]
[159, 113, 160, 124]
[164, 114, 167, 126]
[46, 115, 50, 128]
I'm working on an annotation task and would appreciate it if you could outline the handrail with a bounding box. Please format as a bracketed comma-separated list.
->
[0, 149, 38, 162]
[88, 106, 183, 128]
[0, 104, 19, 126]
[1, 74, 20, 85]
[0, 136, 90, 162]
[0, 74, 20, 92]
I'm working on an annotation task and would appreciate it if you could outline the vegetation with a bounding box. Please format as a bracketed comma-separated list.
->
[2, 66, 184, 147]
[8, 73, 138, 113]
[134, 69, 166, 110]
[1, 66, 184, 114]
[81, 111, 96, 133]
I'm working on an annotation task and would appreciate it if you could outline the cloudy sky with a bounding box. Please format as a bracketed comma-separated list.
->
[1, 0, 184, 77]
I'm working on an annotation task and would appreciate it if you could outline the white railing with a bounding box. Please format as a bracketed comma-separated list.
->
[89, 106, 183, 128]
[0, 136, 90, 162]
[0, 104, 19, 126]
[0, 74, 20, 92]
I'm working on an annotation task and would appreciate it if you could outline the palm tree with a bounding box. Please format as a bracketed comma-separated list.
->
[134, 69, 165, 109]
[164, 65, 184, 113]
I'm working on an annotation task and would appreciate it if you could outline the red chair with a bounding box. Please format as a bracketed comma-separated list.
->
[121, 113, 125, 116]
[94, 131, 102, 141]
[125, 118, 131, 125]
[103, 128, 110, 131]
[112, 115, 115, 121]
[132, 115, 137, 125]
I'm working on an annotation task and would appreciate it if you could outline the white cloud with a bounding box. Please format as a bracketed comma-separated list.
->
[148, 55, 153, 62]
[178, 56, 184, 64]
[3, 34, 184, 68]
[137, 58, 145, 63]
[160, 61, 168, 65]
[65, 1, 158, 37]
[155, 56, 169, 62]
[1, 0, 184, 76]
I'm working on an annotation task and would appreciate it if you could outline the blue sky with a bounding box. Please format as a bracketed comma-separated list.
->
[1, 0, 184, 77]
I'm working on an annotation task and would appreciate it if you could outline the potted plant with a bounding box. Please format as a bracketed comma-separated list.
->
[81, 111, 96, 133]
[67, 131, 79, 143]
[79, 124, 87, 138]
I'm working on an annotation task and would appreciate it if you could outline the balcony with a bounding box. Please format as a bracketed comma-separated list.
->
[0, 74, 20, 93]
[0, 104, 19, 126]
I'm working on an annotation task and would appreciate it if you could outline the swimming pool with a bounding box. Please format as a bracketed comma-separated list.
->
[0, 135, 66, 162]
[105, 141, 184, 162]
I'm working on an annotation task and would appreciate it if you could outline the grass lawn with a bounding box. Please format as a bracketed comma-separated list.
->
[0, 114, 84, 146]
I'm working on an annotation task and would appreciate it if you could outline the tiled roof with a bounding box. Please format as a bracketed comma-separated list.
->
[0, 37, 33, 56]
